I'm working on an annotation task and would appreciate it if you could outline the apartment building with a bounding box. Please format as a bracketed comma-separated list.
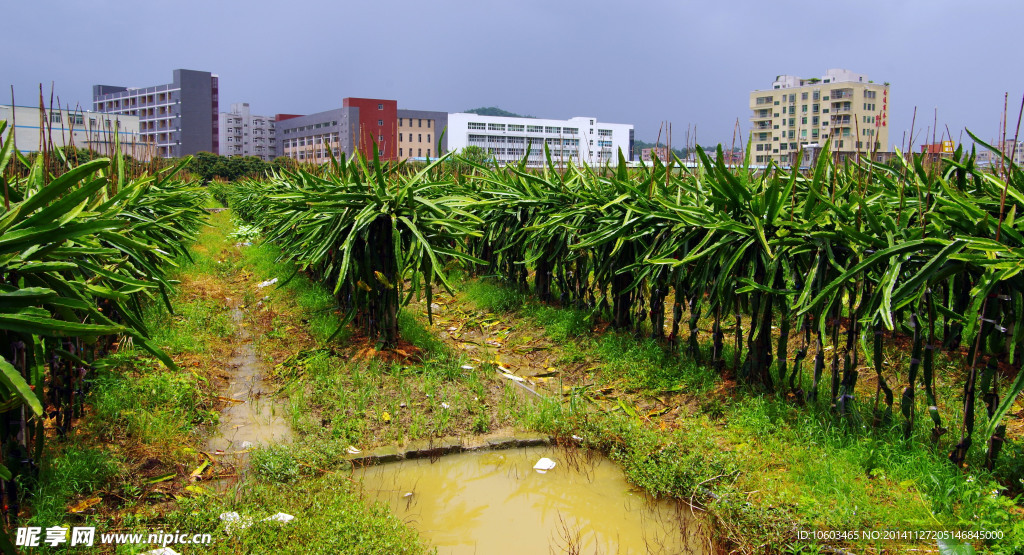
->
[0, 104, 142, 158]
[749, 69, 889, 165]
[277, 98, 401, 164]
[219, 103, 276, 160]
[92, 69, 219, 158]
[976, 139, 1023, 167]
[397, 109, 448, 160]
[447, 114, 634, 167]
[640, 146, 669, 162]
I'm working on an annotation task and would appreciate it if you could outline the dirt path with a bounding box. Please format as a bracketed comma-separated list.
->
[206, 299, 292, 489]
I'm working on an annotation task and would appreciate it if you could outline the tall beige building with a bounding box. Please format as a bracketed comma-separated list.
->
[749, 69, 889, 166]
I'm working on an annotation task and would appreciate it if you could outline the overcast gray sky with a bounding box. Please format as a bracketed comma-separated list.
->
[5, 0, 1024, 149]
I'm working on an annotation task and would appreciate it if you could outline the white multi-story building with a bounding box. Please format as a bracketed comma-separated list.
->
[975, 139, 1023, 167]
[219, 103, 276, 160]
[447, 113, 634, 167]
[1, 104, 143, 159]
[93, 69, 218, 159]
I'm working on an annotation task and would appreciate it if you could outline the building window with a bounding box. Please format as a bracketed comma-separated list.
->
[418, 134, 422, 142]
[426, 134, 430, 142]
[418, 119, 422, 127]
[378, 103, 383, 110]
[418, 148, 422, 156]
[399, 148, 403, 156]
[378, 119, 383, 126]
[426, 149, 431, 157]
[468, 122, 486, 130]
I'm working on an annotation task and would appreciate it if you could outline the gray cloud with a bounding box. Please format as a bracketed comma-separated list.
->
[5, 0, 1023, 149]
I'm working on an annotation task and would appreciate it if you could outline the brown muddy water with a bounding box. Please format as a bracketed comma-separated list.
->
[206, 305, 291, 487]
[356, 446, 710, 554]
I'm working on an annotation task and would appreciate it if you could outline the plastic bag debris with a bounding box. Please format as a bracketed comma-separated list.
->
[533, 458, 557, 473]
[346, 445, 361, 454]
[263, 512, 295, 524]
[499, 372, 526, 383]
[257, 278, 278, 289]
[220, 511, 253, 534]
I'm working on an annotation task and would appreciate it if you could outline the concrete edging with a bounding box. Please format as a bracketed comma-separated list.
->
[346, 432, 552, 467]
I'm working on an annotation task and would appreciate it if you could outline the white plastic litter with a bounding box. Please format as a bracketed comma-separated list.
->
[263, 512, 295, 524]
[241, 441, 254, 449]
[460, 365, 475, 370]
[440, 402, 451, 409]
[257, 278, 278, 289]
[572, 435, 584, 442]
[499, 372, 526, 383]
[346, 445, 362, 455]
[220, 511, 253, 534]
[533, 457, 557, 473]
[402, 492, 413, 498]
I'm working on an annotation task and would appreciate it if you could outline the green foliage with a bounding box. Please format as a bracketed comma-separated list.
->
[462, 279, 526, 312]
[0, 118, 207, 529]
[250, 444, 301, 483]
[188, 151, 280, 184]
[230, 149, 481, 347]
[161, 473, 429, 554]
[25, 447, 120, 526]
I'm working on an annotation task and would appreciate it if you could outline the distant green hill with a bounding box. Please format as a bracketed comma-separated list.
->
[465, 106, 534, 118]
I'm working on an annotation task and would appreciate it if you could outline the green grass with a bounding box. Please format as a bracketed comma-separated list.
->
[21, 209, 436, 554]
[458, 278, 1024, 553]
[462, 279, 526, 312]
[88, 360, 216, 449]
[150, 472, 430, 554]
[26, 447, 121, 527]
[240, 240, 350, 345]
[144, 298, 235, 356]
[234, 234, 514, 451]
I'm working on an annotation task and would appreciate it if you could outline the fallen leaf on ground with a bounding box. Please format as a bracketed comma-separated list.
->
[68, 497, 102, 513]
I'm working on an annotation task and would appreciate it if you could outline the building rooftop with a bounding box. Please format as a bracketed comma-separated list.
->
[765, 69, 874, 90]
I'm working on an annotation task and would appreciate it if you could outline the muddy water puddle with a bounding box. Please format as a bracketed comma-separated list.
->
[356, 446, 708, 554]
[206, 305, 291, 487]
